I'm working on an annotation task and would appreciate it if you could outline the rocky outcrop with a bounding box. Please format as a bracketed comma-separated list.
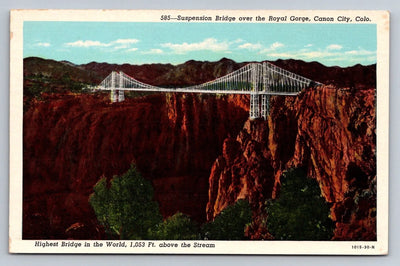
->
[23, 92, 248, 239]
[206, 86, 376, 240]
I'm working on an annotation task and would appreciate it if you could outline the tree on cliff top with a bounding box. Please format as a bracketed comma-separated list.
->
[89, 165, 162, 239]
[201, 199, 252, 240]
[266, 168, 335, 240]
[148, 212, 200, 240]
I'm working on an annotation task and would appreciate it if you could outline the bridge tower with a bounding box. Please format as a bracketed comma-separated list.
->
[250, 64, 260, 120]
[250, 63, 269, 120]
[118, 72, 125, 102]
[110, 71, 117, 103]
[110, 71, 125, 103]
[261, 62, 270, 120]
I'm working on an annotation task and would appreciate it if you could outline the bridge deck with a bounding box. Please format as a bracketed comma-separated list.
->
[96, 86, 300, 96]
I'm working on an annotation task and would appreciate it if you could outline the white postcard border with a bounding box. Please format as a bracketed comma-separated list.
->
[9, 9, 389, 255]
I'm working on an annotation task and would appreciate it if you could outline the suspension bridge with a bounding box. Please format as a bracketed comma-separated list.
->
[95, 62, 322, 119]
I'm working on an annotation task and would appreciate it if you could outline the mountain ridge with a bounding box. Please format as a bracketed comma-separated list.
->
[24, 56, 376, 89]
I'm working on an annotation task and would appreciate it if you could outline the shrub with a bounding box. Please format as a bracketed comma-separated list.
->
[148, 212, 199, 240]
[201, 199, 252, 240]
[266, 168, 335, 240]
[89, 165, 162, 239]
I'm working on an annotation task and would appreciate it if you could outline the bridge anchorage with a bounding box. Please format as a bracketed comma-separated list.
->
[95, 62, 322, 120]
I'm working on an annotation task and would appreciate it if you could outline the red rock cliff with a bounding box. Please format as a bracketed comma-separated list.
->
[23, 56, 377, 241]
[23, 92, 248, 239]
[206, 86, 376, 240]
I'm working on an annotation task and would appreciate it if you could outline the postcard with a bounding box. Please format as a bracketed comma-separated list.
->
[9, 9, 389, 254]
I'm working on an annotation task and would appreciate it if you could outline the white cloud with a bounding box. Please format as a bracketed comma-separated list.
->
[114, 45, 129, 50]
[259, 42, 285, 54]
[65, 38, 140, 48]
[302, 51, 333, 59]
[238, 42, 262, 50]
[270, 42, 284, 49]
[112, 39, 140, 50]
[114, 39, 139, 44]
[268, 50, 337, 60]
[36, 42, 51, 47]
[266, 48, 376, 65]
[126, 48, 138, 52]
[161, 38, 229, 54]
[345, 49, 375, 55]
[231, 38, 244, 44]
[267, 52, 296, 58]
[66, 40, 110, 47]
[255, 40, 376, 66]
[141, 49, 164, 54]
[326, 44, 343, 50]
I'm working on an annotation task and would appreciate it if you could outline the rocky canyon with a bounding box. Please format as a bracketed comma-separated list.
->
[22, 57, 376, 240]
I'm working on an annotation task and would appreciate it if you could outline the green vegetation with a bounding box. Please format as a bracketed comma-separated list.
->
[25, 73, 89, 98]
[89, 165, 162, 239]
[148, 212, 200, 240]
[89, 165, 334, 241]
[201, 199, 252, 240]
[265, 168, 335, 240]
[124, 91, 159, 99]
[23, 57, 101, 100]
[23, 73, 94, 113]
[90, 165, 253, 240]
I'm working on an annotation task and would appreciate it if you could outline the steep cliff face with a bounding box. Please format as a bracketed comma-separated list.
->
[206, 86, 376, 240]
[23, 57, 377, 241]
[23, 92, 248, 239]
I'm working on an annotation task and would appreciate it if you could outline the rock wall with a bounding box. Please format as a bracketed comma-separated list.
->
[23, 92, 248, 239]
[23, 85, 376, 240]
[206, 86, 376, 240]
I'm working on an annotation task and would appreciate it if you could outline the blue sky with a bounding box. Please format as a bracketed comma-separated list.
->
[24, 22, 376, 67]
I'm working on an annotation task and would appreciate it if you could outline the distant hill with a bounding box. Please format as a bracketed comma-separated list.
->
[24, 56, 376, 96]
[24, 57, 102, 84]
[271, 59, 376, 89]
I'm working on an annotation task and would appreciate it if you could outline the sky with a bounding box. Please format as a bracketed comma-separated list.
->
[23, 22, 376, 67]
